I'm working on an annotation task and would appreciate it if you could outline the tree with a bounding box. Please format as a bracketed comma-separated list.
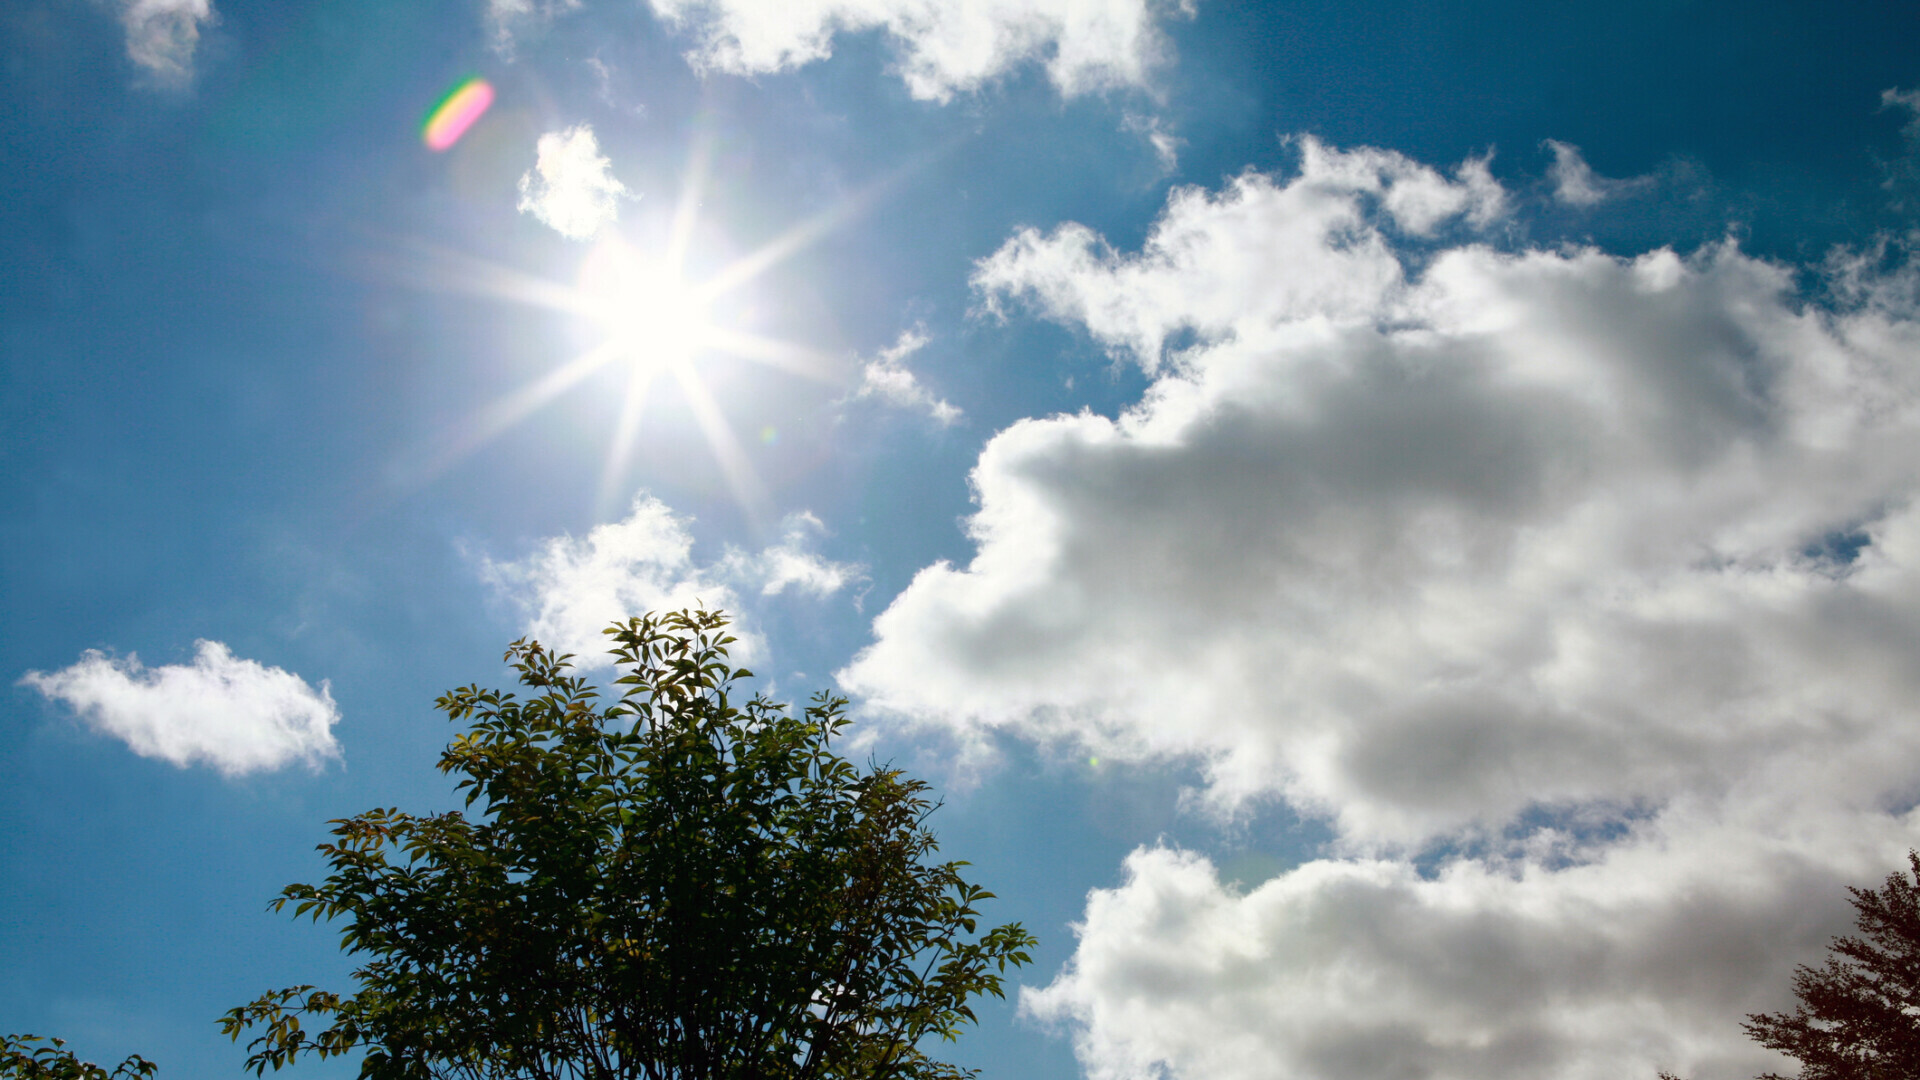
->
[221, 608, 1034, 1080]
[0, 1034, 155, 1080]
[1741, 851, 1920, 1080]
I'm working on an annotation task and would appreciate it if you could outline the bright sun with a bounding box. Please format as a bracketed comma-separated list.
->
[397, 138, 912, 523]
[578, 236, 712, 373]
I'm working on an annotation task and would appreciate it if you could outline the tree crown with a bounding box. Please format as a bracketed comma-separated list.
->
[222, 608, 1033, 1080]
[1743, 851, 1920, 1080]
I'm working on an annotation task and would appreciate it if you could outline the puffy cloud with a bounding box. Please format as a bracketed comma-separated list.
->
[645, 0, 1193, 102]
[481, 495, 859, 666]
[842, 140, 1920, 1079]
[118, 0, 216, 88]
[1025, 825, 1906, 1080]
[972, 138, 1504, 370]
[20, 642, 340, 775]
[1545, 139, 1654, 207]
[850, 327, 962, 425]
[517, 125, 631, 241]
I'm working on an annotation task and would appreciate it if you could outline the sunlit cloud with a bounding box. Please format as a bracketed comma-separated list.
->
[843, 138, 1920, 1080]
[480, 495, 860, 666]
[518, 124, 632, 241]
[118, 0, 216, 88]
[21, 642, 340, 776]
[719, 511, 865, 597]
[849, 327, 962, 425]
[647, 0, 1192, 102]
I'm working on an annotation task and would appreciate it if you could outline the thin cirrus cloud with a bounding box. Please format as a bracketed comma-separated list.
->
[850, 327, 963, 426]
[517, 125, 632, 241]
[840, 136, 1920, 1080]
[1544, 139, 1655, 207]
[485, 0, 581, 56]
[644, 0, 1193, 102]
[20, 641, 341, 776]
[479, 494, 860, 667]
[118, 0, 217, 88]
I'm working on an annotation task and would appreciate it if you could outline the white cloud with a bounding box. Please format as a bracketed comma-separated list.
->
[20, 641, 340, 775]
[719, 511, 865, 597]
[850, 327, 963, 425]
[481, 495, 860, 666]
[841, 140, 1920, 1079]
[517, 125, 632, 241]
[1545, 139, 1654, 207]
[972, 138, 1504, 371]
[1026, 826, 1905, 1080]
[645, 0, 1193, 102]
[118, 0, 216, 88]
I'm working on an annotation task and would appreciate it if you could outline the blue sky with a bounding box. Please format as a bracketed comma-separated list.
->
[5, 2, 1920, 1078]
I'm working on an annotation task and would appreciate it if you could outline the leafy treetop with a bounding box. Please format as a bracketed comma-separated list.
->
[221, 608, 1034, 1080]
[0, 1035, 156, 1080]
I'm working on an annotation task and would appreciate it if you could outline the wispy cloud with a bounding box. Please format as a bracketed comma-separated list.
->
[1544, 139, 1655, 206]
[118, 0, 217, 88]
[645, 0, 1194, 102]
[484, 0, 581, 57]
[719, 511, 864, 597]
[844, 138, 1920, 1080]
[1123, 111, 1183, 173]
[480, 495, 860, 667]
[517, 125, 632, 241]
[849, 328, 962, 425]
[21, 642, 340, 775]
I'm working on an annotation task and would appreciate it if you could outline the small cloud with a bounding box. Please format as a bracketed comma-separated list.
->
[1544, 139, 1653, 207]
[721, 512, 864, 597]
[480, 495, 724, 664]
[1880, 88, 1920, 206]
[646, 0, 1191, 102]
[119, 0, 217, 88]
[850, 328, 962, 425]
[1884, 86, 1920, 131]
[484, 0, 580, 58]
[20, 641, 340, 776]
[480, 495, 861, 668]
[586, 55, 648, 115]
[1123, 111, 1183, 173]
[517, 124, 632, 241]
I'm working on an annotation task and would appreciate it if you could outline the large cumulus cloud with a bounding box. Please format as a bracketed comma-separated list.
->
[840, 138, 1920, 1079]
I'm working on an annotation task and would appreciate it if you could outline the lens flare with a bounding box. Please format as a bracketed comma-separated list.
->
[423, 77, 494, 152]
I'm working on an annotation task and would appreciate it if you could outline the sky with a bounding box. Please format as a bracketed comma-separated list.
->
[4, 1, 1920, 1078]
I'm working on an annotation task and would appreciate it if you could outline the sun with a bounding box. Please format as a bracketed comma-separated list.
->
[577, 236, 712, 374]
[390, 137, 928, 524]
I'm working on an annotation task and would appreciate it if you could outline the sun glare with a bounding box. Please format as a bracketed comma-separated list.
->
[578, 237, 712, 373]
[393, 135, 930, 524]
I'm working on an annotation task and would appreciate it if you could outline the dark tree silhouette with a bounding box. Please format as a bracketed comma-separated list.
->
[1742, 851, 1920, 1080]
[222, 609, 1033, 1080]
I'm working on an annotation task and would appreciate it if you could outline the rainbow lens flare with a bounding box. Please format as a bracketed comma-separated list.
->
[422, 77, 494, 152]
